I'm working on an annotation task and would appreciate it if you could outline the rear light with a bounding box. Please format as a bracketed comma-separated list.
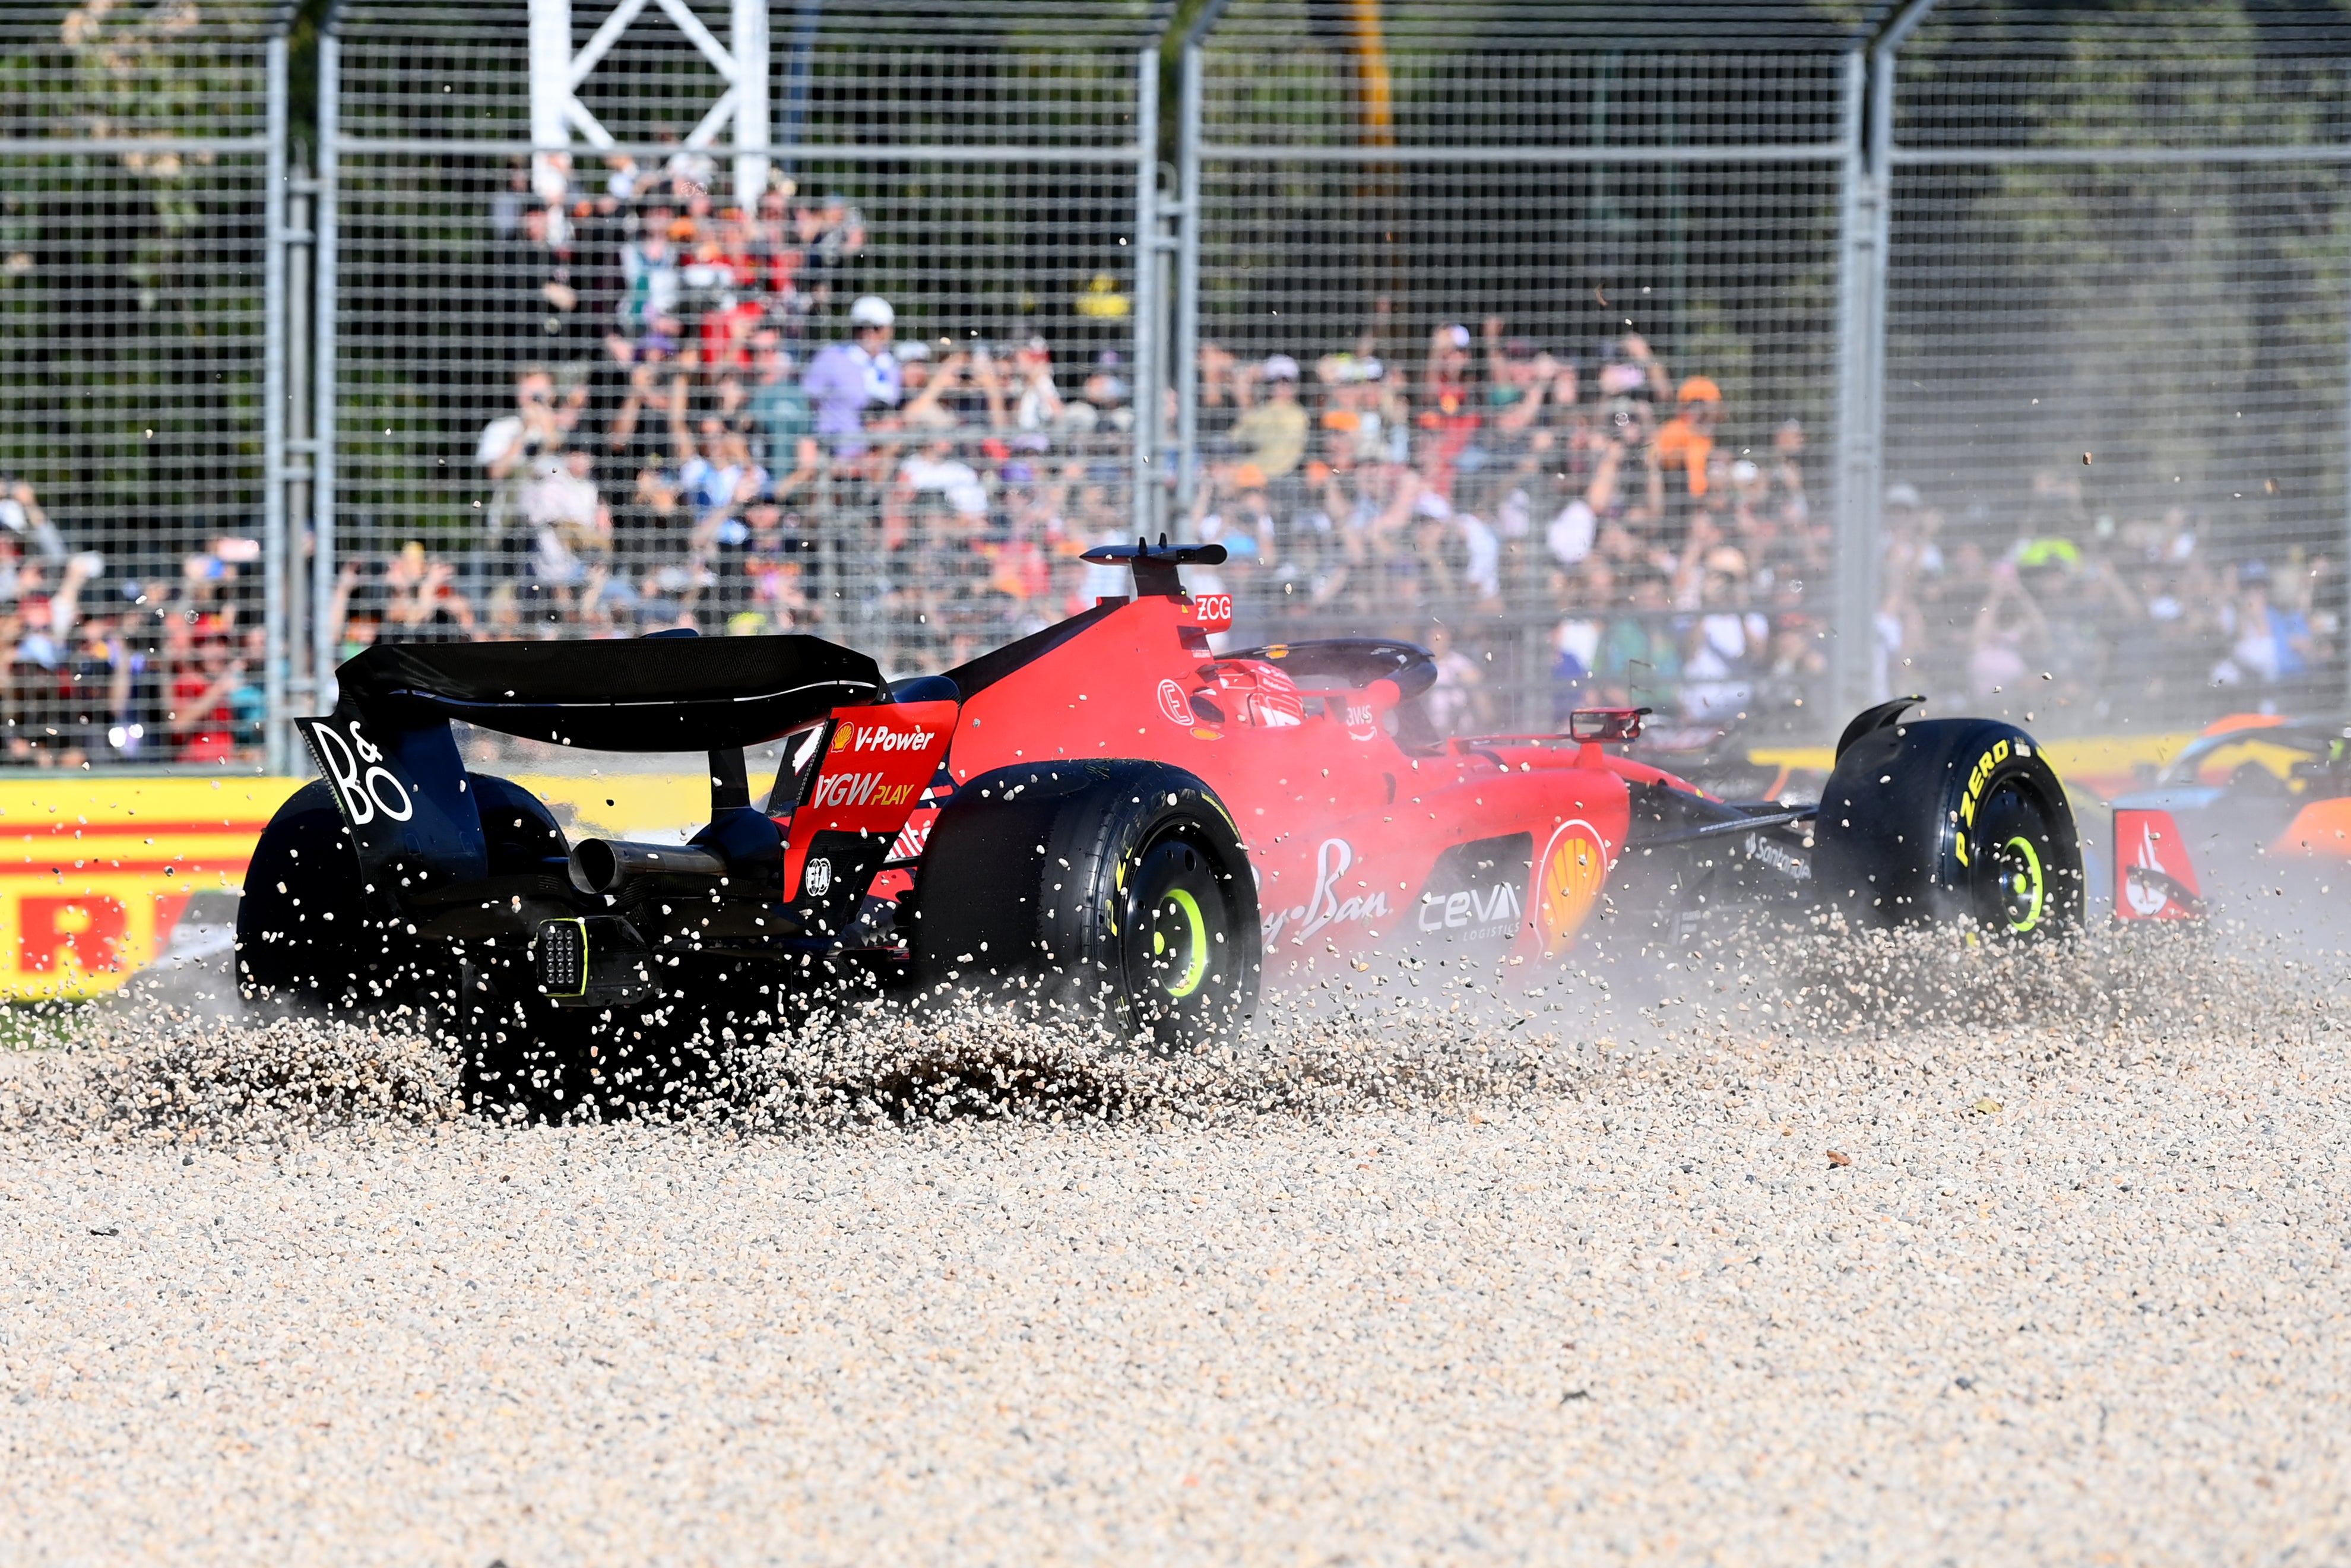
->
[537, 918, 588, 996]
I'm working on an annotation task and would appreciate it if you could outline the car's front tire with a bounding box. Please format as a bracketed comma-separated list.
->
[1815, 714, 2083, 935]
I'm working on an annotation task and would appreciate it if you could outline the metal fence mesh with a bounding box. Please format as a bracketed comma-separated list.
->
[1193, 8, 1851, 740]
[328, 0, 1155, 731]
[1886, 5, 2351, 728]
[4, 1, 2351, 775]
[0, 1, 277, 768]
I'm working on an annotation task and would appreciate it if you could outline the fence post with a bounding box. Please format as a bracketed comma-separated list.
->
[1174, 37, 1205, 521]
[1131, 45, 1159, 541]
[732, 0, 772, 202]
[528, 0, 572, 201]
[1834, 2, 1940, 718]
[1832, 48, 1880, 717]
[312, 27, 341, 713]
[287, 164, 313, 718]
[263, 30, 290, 772]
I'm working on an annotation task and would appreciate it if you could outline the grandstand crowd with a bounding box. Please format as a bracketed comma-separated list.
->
[2, 151, 2337, 765]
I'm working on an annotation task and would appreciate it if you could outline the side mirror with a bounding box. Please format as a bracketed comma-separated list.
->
[1568, 707, 1652, 744]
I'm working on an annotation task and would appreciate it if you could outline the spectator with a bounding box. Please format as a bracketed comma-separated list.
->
[2214, 560, 2313, 686]
[1605, 569, 1683, 705]
[1067, 352, 1133, 435]
[801, 294, 902, 454]
[747, 178, 809, 327]
[1417, 325, 1481, 494]
[166, 619, 246, 765]
[743, 330, 823, 503]
[1679, 547, 1767, 721]
[617, 198, 683, 338]
[519, 449, 609, 610]
[1421, 624, 1487, 735]
[1009, 337, 1065, 432]
[603, 337, 685, 482]
[1194, 465, 1277, 576]
[0, 477, 64, 562]
[806, 192, 866, 274]
[1229, 354, 1308, 480]
[502, 202, 585, 359]
[477, 366, 580, 554]
[888, 442, 983, 533]
[1545, 434, 1629, 573]
[901, 343, 1008, 433]
[64, 609, 132, 762]
[381, 541, 478, 642]
[1653, 375, 1721, 500]
[1407, 490, 1499, 610]
[743, 330, 811, 452]
[1196, 340, 1241, 448]
[1969, 560, 2046, 702]
[1549, 563, 1606, 721]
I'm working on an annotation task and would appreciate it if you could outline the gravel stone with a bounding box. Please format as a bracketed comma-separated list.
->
[2, 921, 2345, 1562]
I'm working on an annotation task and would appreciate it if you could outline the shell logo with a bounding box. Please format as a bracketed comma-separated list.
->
[831, 724, 855, 752]
[1533, 820, 1609, 956]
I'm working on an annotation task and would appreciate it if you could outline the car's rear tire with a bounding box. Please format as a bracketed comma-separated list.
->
[236, 780, 439, 1011]
[910, 761, 1260, 1049]
[1815, 714, 2083, 935]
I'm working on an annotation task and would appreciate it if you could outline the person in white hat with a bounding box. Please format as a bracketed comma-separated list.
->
[1229, 351, 1307, 479]
[801, 293, 902, 455]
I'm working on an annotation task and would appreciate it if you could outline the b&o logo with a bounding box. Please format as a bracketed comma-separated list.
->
[306, 718, 415, 826]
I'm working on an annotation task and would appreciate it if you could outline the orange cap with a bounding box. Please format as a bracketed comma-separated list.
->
[1678, 375, 1722, 404]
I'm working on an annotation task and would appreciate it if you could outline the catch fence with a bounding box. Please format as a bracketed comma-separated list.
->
[1, 1, 2347, 776]
[0, 0, 288, 769]
[1883, 2, 2351, 728]
[1184, 2, 1856, 737]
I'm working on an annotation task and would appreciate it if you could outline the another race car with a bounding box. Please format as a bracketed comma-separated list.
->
[238, 540, 2082, 1109]
[2108, 712, 2351, 921]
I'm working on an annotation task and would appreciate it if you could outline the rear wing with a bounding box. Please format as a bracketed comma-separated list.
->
[305, 632, 886, 913]
[335, 633, 882, 751]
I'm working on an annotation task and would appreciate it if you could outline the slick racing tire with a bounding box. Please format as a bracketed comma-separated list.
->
[236, 780, 440, 1011]
[910, 760, 1261, 1050]
[1815, 715, 2083, 935]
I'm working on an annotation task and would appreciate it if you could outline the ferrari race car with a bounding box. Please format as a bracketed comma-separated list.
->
[237, 540, 2083, 1109]
[2109, 712, 2351, 922]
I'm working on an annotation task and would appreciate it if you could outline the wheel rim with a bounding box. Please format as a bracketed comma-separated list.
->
[1971, 781, 2055, 934]
[1127, 838, 1228, 1010]
[1152, 888, 1211, 997]
[1997, 832, 2046, 932]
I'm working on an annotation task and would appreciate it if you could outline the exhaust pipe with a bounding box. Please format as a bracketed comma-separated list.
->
[568, 838, 730, 897]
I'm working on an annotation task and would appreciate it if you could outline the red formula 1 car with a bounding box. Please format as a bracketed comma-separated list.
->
[239, 541, 2083, 1107]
